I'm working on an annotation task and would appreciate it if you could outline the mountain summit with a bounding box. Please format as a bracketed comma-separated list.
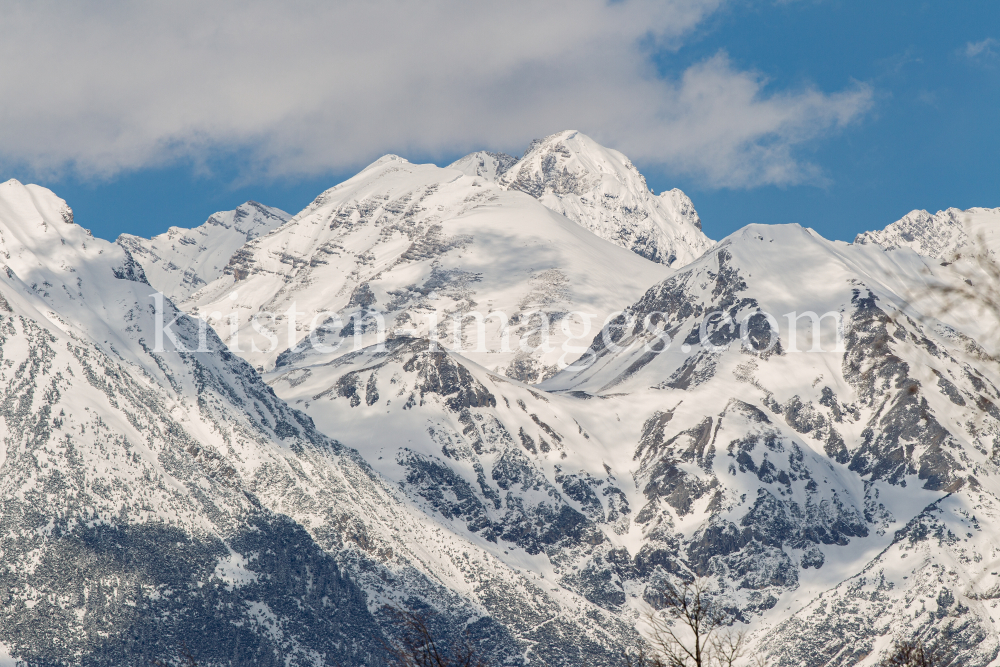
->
[498, 130, 713, 266]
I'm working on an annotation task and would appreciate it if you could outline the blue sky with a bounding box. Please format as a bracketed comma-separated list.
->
[659, 0, 1000, 242]
[1, 1, 996, 244]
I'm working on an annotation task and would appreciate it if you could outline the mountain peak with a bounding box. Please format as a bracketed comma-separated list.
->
[362, 154, 411, 172]
[0, 179, 76, 234]
[658, 188, 703, 232]
[0, 180, 150, 340]
[446, 151, 518, 182]
[855, 206, 1000, 260]
[499, 130, 713, 266]
[501, 130, 642, 198]
[119, 201, 290, 302]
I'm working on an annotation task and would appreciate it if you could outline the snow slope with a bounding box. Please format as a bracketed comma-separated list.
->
[270, 336, 645, 615]
[118, 201, 290, 301]
[184, 155, 670, 382]
[499, 130, 714, 266]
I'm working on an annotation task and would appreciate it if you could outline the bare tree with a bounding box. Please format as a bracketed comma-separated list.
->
[711, 630, 748, 667]
[383, 607, 489, 667]
[642, 579, 757, 667]
[880, 639, 940, 667]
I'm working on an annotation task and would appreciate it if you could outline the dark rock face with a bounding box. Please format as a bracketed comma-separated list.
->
[556, 469, 606, 521]
[348, 282, 377, 308]
[843, 290, 969, 492]
[111, 247, 150, 284]
[502, 351, 560, 385]
[403, 347, 497, 410]
[671, 421, 866, 613]
[640, 417, 717, 517]
[625, 390, 872, 615]
[574, 248, 778, 393]
[311, 338, 498, 413]
[401, 433, 609, 562]
[765, 498, 998, 667]
[401, 449, 497, 538]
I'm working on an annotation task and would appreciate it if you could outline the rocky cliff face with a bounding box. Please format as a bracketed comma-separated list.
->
[539, 223, 1000, 664]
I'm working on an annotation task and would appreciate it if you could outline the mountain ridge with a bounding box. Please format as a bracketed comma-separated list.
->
[117, 200, 291, 302]
[180, 151, 671, 383]
[855, 206, 1000, 260]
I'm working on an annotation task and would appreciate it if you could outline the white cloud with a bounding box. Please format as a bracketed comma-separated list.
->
[0, 0, 871, 188]
[964, 37, 998, 59]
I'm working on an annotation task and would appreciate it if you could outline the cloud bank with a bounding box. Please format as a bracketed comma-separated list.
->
[0, 0, 871, 188]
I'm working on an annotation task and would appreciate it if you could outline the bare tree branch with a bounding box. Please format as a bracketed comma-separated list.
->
[642, 578, 759, 667]
[905, 224, 1000, 360]
[383, 607, 489, 667]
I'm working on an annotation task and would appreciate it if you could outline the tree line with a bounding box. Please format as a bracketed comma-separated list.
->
[154, 578, 946, 666]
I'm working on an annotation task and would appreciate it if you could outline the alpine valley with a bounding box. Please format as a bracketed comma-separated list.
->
[2, 130, 1000, 667]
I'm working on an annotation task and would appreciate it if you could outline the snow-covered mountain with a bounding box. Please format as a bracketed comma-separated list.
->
[539, 223, 1000, 664]
[6, 148, 1000, 666]
[183, 154, 670, 382]
[855, 206, 1000, 260]
[0, 179, 640, 666]
[118, 201, 290, 301]
[269, 335, 643, 617]
[498, 131, 713, 267]
[256, 217, 1000, 666]
[0, 179, 382, 665]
